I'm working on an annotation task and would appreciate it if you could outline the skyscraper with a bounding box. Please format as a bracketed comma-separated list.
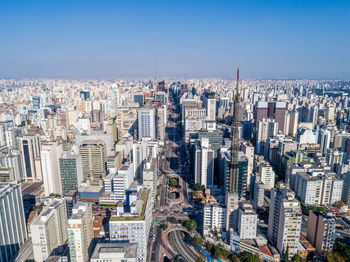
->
[137, 108, 156, 140]
[68, 202, 94, 262]
[79, 140, 107, 180]
[194, 137, 215, 186]
[254, 101, 287, 132]
[59, 153, 83, 195]
[41, 142, 63, 196]
[18, 135, 41, 181]
[0, 183, 27, 262]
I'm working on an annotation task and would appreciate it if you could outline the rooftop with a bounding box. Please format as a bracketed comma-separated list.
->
[110, 188, 150, 221]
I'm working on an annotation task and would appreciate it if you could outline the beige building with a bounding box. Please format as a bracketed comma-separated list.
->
[268, 187, 302, 258]
[31, 198, 68, 262]
[79, 140, 106, 180]
[68, 202, 94, 262]
[307, 211, 336, 254]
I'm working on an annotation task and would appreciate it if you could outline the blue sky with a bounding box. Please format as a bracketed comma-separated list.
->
[0, 0, 349, 79]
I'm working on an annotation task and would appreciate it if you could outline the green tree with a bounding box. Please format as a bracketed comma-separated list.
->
[192, 191, 199, 197]
[169, 217, 177, 224]
[292, 254, 301, 262]
[193, 237, 203, 248]
[162, 224, 168, 231]
[332, 241, 350, 261]
[183, 220, 197, 231]
[240, 252, 254, 262]
[213, 245, 230, 259]
[284, 246, 290, 262]
[195, 257, 204, 262]
[230, 254, 241, 262]
[170, 178, 178, 188]
[205, 242, 213, 253]
[213, 228, 219, 239]
[325, 253, 346, 262]
[194, 183, 205, 192]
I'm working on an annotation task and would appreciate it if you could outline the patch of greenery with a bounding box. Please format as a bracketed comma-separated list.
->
[110, 189, 150, 221]
[325, 241, 350, 262]
[303, 205, 325, 216]
[193, 237, 203, 248]
[194, 183, 205, 192]
[169, 216, 177, 224]
[182, 219, 197, 231]
[170, 178, 178, 188]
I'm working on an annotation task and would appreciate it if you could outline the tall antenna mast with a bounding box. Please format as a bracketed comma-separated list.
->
[229, 68, 240, 195]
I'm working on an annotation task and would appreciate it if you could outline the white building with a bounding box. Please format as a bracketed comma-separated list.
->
[238, 203, 257, 240]
[91, 243, 137, 262]
[132, 140, 158, 180]
[41, 142, 63, 196]
[31, 198, 68, 262]
[258, 163, 275, 190]
[256, 118, 279, 155]
[137, 108, 156, 140]
[298, 128, 318, 144]
[109, 188, 152, 262]
[0, 183, 28, 262]
[68, 202, 93, 262]
[203, 203, 226, 236]
[194, 137, 214, 186]
[297, 173, 323, 205]
[112, 163, 134, 202]
[296, 173, 343, 206]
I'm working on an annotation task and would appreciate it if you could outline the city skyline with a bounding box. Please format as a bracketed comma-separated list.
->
[1, 0, 349, 79]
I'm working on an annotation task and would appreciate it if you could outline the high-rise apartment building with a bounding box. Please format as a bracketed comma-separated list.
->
[296, 173, 343, 205]
[206, 92, 216, 121]
[307, 211, 336, 254]
[238, 202, 257, 240]
[268, 187, 302, 258]
[68, 202, 94, 262]
[79, 140, 106, 180]
[194, 137, 214, 186]
[254, 101, 287, 132]
[132, 140, 158, 180]
[258, 162, 275, 189]
[31, 198, 68, 262]
[203, 203, 226, 236]
[41, 142, 63, 196]
[256, 118, 279, 155]
[59, 153, 83, 195]
[137, 108, 156, 140]
[0, 183, 27, 262]
[253, 181, 264, 209]
[156, 106, 166, 141]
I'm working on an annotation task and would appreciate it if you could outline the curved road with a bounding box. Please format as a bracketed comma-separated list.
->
[167, 230, 200, 261]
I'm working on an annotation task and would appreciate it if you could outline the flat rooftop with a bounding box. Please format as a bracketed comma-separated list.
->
[91, 243, 137, 259]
